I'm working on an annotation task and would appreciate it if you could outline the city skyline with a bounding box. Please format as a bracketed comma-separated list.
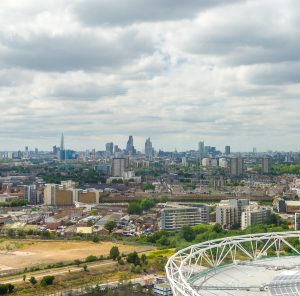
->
[0, 1, 300, 151]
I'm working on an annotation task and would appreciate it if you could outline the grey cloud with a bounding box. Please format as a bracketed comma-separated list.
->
[0, 30, 154, 72]
[49, 82, 127, 100]
[247, 62, 300, 85]
[73, 0, 243, 26]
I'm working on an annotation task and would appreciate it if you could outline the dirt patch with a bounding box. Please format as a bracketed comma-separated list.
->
[0, 240, 152, 270]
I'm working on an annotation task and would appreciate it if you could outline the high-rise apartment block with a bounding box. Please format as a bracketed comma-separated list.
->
[111, 157, 129, 177]
[261, 158, 271, 174]
[230, 157, 244, 176]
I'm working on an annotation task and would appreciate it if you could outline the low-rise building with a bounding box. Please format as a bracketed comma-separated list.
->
[241, 204, 271, 229]
[295, 213, 300, 231]
[161, 203, 208, 231]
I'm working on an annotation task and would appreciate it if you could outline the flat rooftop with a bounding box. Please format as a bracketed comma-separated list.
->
[190, 256, 300, 296]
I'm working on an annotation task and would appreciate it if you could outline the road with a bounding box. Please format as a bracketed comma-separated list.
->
[0, 260, 116, 284]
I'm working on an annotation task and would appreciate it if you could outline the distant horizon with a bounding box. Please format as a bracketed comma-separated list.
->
[0, 134, 299, 154]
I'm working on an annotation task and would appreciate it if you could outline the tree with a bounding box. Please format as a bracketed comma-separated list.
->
[29, 276, 37, 285]
[127, 202, 142, 215]
[23, 274, 26, 282]
[104, 221, 116, 233]
[141, 254, 147, 265]
[110, 246, 120, 260]
[127, 252, 140, 266]
[40, 275, 55, 287]
[265, 213, 279, 225]
[7, 229, 15, 238]
[92, 235, 100, 243]
[181, 225, 196, 242]
[83, 264, 88, 272]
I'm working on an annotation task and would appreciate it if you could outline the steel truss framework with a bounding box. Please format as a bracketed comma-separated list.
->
[165, 231, 300, 296]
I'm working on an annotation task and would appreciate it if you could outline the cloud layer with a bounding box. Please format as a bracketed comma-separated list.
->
[0, 0, 299, 151]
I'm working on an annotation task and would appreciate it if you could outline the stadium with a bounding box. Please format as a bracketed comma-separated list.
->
[165, 232, 300, 296]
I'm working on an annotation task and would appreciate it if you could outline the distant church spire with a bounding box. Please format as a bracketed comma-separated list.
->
[60, 133, 64, 150]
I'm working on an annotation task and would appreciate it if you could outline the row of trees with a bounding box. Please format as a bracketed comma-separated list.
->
[138, 214, 289, 249]
[127, 196, 167, 215]
[0, 198, 27, 207]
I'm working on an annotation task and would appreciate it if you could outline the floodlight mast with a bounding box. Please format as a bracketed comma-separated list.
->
[165, 231, 300, 296]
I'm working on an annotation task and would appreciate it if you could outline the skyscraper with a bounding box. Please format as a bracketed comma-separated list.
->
[198, 141, 204, 158]
[230, 157, 244, 176]
[145, 138, 153, 159]
[60, 133, 64, 150]
[261, 158, 271, 174]
[126, 136, 136, 155]
[105, 142, 114, 156]
[225, 146, 231, 155]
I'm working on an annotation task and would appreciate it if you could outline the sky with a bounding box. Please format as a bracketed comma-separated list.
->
[0, 0, 300, 152]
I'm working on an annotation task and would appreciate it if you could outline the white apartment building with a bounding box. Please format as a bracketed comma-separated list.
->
[216, 199, 249, 229]
[161, 203, 209, 231]
[241, 204, 271, 229]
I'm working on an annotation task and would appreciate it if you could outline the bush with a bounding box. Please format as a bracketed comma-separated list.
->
[118, 259, 125, 265]
[104, 221, 116, 233]
[29, 276, 37, 285]
[92, 235, 100, 243]
[0, 284, 14, 294]
[74, 259, 82, 265]
[127, 252, 140, 266]
[134, 265, 141, 273]
[40, 275, 55, 287]
[86, 255, 98, 262]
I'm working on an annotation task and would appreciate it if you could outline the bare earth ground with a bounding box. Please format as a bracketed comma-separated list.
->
[0, 240, 151, 270]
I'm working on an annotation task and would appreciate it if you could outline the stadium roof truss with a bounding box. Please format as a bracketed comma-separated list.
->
[165, 231, 300, 296]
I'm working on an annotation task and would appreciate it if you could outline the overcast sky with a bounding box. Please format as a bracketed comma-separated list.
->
[0, 0, 299, 152]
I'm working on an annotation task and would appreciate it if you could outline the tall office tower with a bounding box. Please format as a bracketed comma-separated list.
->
[225, 146, 231, 155]
[253, 147, 257, 154]
[105, 142, 114, 156]
[114, 145, 121, 154]
[111, 157, 128, 177]
[24, 185, 38, 205]
[145, 138, 153, 159]
[261, 157, 271, 174]
[126, 135, 136, 155]
[198, 141, 205, 158]
[230, 157, 244, 176]
[295, 213, 300, 231]
[60, 133, 64, 150]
